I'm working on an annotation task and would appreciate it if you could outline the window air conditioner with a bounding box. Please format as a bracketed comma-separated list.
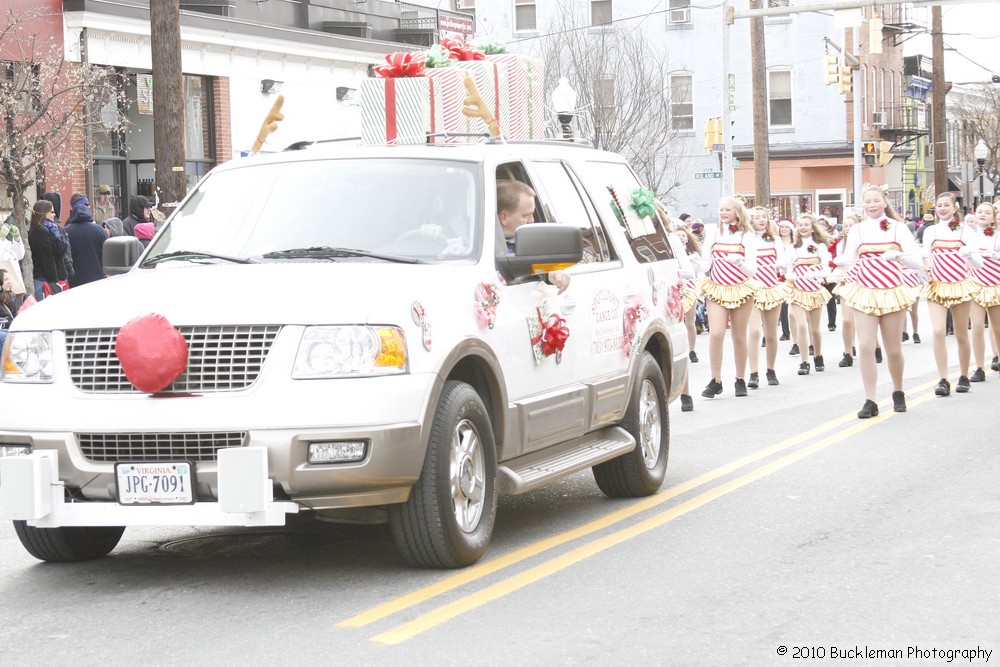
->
[455, 0, 474, 9]
[872, 111, 886, 126]
[668, 8, 691, 24]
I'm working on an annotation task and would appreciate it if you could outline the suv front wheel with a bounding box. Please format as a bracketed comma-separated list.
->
[593, 351, 669, 497]
[389, 381, 498, 568]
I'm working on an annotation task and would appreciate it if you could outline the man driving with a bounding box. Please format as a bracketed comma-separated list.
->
[497, 179, 571, 293]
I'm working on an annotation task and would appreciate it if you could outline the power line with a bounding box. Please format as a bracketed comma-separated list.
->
[507, 3, 723, 45]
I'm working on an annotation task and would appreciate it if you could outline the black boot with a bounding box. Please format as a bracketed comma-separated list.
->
[934, 378, 951, 396]
[797, 362, 810, 375]
[956, 375, 971, 393]
[838, 353, 853, 367]
[747, 372, 759, 389]
[814, 355, 825, 372]
[892, 390, 906, 413]
[766, 369, 779, 385]
[734, 378, 748, 397]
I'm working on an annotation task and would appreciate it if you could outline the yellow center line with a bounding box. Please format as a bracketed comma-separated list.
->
[371, 387, 938, 645]
[339, 377, 938, 630]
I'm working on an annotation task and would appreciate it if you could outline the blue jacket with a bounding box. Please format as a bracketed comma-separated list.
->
[65, 204, 107, 288]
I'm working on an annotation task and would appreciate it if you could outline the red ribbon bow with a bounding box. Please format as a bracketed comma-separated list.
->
[440, 36, 485, 61]
[531, 308, 570, 356]
[374, 52, 427, 78]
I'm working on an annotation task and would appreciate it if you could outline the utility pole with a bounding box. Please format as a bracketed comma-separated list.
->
[749, 0, 770, 209]
[930, 5, 948, 203]
[150, 0, 186, 213]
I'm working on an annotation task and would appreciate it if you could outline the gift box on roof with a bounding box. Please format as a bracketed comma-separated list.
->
[361, 51, 462, 145]
[453, 59, 511, 138]
[361, 76, 439, 145]
[423, 66, 479, 142]
[485, 54, 545, 140]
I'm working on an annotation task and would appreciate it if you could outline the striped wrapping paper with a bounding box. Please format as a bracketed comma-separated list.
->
[425, 67, 474, 143]
[360, 75, 449, 145]
[453, 60, 510, 138]
[487, 54, 545, 139]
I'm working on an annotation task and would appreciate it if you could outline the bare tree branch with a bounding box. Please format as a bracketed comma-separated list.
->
[1, 8, 129, 288]
[530, 3, 688, 204]
[951, 84, 1000, 188]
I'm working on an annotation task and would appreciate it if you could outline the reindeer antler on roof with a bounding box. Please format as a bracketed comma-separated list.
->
[460, 75, 500, 139]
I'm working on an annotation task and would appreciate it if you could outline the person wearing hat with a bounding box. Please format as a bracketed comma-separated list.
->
[122, 194, 152, 237]
[94, 184, 117, 224]
[65, 193, 107, 288]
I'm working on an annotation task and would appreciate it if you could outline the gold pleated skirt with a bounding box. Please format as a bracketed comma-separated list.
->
[681, 285, 699, 314]
[754, 281, 792, 312]
[788, 285, 831, 311]
[837, 282, 916, 316]
[921, 278, 981, 308]
[699, 279, 756, 309]
[974, 283, 1000, 309]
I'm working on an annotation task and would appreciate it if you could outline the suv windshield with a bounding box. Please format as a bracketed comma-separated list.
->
[146, 158, 482, 262]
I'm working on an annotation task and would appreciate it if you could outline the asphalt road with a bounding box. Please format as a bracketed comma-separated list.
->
[1, 303, 998, 665]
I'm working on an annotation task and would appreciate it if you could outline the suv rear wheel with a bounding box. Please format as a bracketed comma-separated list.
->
[593, 351, 669, 497]
[13, 521, 125, 562]
[389, 381, 498, 568]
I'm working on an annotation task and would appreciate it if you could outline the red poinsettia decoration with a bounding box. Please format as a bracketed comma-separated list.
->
[727, 223, 739, 234]
[374, 52, 427, 78]
[948, 218, 961, 231]
[807, 244, 817, 254]
[986, 227, 996, 237]
[762, 233, 774, 242]
[880, 218, 891, 231]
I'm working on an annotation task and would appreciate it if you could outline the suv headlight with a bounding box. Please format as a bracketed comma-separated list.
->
[2, 332, 54, 383]
[293, 326, 407, 378]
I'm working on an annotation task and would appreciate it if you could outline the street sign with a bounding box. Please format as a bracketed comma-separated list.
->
[712, 143, 725, 151]
[695, 171, 722, 180]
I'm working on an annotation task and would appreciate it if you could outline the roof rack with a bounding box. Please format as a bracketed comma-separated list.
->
[422, 131, 501, 144]
[282, 137, 362, 151]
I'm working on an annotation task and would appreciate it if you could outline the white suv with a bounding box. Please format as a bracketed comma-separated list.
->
[0, 140, 688, 568]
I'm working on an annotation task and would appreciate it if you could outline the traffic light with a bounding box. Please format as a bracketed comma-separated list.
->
[878, 140, 894, 166]
[863, 142, 876, 166]
[838, 66, 853, 95]
[823, 55, 839, 85]
[703, 116, 722, 153]
[251, 93, 285, 153]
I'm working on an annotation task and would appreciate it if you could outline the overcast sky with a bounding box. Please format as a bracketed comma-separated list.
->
[903, 2, 1000, 83]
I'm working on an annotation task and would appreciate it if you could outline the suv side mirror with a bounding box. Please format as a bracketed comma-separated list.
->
[103, 236, 146, 275]
[497, 223, 583, 281]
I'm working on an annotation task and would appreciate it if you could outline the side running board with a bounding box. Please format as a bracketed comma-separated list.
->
[497, 426, 635, 495]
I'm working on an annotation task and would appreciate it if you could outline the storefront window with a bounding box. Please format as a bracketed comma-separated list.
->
[742, 193, 814, 221]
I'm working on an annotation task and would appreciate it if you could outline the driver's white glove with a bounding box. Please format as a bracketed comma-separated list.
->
[548, 270, 571, 294]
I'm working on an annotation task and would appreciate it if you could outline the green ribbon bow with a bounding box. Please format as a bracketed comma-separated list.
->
[630, 187, 656, 220]
[472, 36, 507, 55]
[424, 44, 455, 68]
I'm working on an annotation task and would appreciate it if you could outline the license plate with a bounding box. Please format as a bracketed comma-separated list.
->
[115, 461, 196, 505]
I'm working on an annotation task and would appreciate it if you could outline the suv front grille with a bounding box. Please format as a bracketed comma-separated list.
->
[78, 432, 247, 462]
[65, 325, 281, 393]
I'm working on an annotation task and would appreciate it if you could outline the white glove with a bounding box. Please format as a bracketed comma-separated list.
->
[419, 224, 444, 237]
[832, 256, 849, 267]
[725, 253, 744, 266]
[881, 250, 901, 261]
[957, 245, 973, 258]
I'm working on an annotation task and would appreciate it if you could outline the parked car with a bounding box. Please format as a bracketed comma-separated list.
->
[0, 140, 688, 568]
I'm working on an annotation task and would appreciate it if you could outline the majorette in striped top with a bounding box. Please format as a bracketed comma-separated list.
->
[922, 221, 973, 283]
[788, 242, 830, 292]
[708, 242, 749, 286]
[700, 229, 757, 286]
[971, 228, 1000, 287]
[754, 235, 783, 288]
[839, 218, 921, 290]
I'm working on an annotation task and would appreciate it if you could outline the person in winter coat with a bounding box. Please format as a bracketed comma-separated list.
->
[28, 200, 63, 300]
[65, 194, 108, 288]
[0, 213, 26, 303]
[122, 195, 152, 237]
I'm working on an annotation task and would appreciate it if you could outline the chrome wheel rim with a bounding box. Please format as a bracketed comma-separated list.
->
[638, 379, 661, 469]
[450, 418, 486, 533]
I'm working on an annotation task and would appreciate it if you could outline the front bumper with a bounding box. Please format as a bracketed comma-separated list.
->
[1, 448, 299, 527]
